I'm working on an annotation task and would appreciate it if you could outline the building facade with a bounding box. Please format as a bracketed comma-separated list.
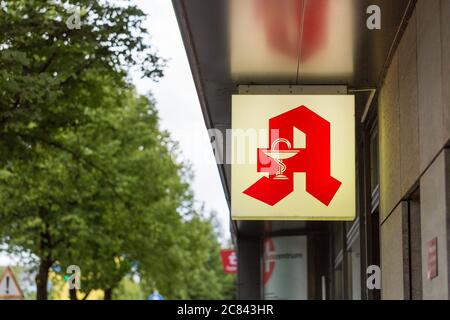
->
[378, 0, 450, 299]
[173, 0, 450, 299]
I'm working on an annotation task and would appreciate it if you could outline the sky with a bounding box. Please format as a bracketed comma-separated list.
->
[0, 0, 230, 266]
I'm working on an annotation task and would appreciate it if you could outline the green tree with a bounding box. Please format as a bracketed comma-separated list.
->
[0, 0, 234, 301]
[0, 87, 190, 300]
[57, 90, 191, 300]
[140, 211, 236, 300]
[112, 276, 145, 300]
[0, 0, 164, 300]
[0, 0, 164, 163]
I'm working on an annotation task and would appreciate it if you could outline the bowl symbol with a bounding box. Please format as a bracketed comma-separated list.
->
[262, 138, 299, 180]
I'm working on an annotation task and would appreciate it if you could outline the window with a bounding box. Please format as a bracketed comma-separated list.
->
[362, 113, 381, 300]
[333, 253, 344, 300]
[345, 228, 361, 300]
[330, 222, 344, 299]
[370, 127, 379, 194]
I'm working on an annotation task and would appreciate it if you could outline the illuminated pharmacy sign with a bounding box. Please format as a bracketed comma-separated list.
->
[231, 95, 355, 220]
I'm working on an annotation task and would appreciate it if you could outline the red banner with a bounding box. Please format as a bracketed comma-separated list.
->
[220, 249, 237, 274]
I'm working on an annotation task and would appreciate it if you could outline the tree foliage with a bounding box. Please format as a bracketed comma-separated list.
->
[0, 0, 233, 300]
[0, 0, 164, 162]
[143, 213, 236, 300]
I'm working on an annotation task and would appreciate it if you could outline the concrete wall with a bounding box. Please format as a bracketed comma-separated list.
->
[379, 0, 450, 299]
[420, 150, 450, 299]
[380, 202, 408, 299]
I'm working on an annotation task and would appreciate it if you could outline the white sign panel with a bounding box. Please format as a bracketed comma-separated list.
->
[231, 95, 356, 220]
[263, 235, 308, 300]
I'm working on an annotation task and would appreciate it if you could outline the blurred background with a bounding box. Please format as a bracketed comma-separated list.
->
[0, 0, 234, 300]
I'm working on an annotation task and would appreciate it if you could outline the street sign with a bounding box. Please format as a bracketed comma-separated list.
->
[220, 249, 238, 274]
[0, 266, 24, 300]
[148, 290, 164, 300]
[231, 95, 356, 220]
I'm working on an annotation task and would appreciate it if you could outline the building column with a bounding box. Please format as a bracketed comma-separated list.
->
[380, 202, 409, 299]
[420, 148, 450, 299]
[237, 236, 261, 299]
